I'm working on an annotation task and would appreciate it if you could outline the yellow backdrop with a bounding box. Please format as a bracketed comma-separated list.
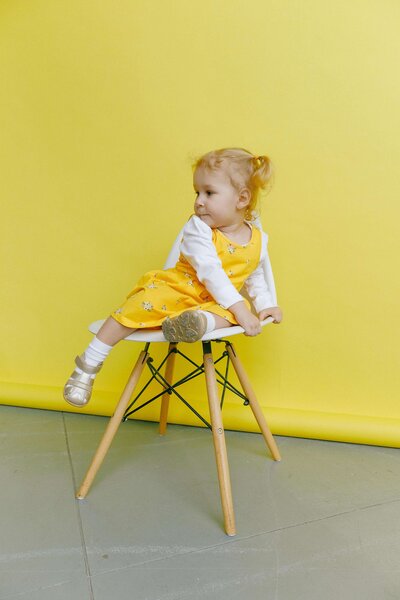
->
[1, 1, 399, 447]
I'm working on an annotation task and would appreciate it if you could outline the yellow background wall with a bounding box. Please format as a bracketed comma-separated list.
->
[1, 1, 399, 447]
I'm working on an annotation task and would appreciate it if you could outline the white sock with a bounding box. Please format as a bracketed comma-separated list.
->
[198, 310, 216, 333]
[75, 336, 113, 379]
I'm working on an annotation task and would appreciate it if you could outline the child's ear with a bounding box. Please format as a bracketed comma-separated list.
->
[237, 187, 251, 210]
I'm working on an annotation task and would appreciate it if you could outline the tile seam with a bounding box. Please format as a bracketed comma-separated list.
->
[61, 412, 95, 600]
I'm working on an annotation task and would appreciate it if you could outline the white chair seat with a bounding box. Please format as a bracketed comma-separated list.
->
[89, 316, 274, 343]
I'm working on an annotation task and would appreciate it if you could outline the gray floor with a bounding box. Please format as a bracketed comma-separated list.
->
[1, 405, 400, 600]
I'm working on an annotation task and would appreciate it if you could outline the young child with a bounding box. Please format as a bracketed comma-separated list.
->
[63, 147, 283, 408]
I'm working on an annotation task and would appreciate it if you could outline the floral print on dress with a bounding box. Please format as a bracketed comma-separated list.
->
[142, 301, 153, 311]
[115, 308, 123, 314]
[227, 244, 236, 254]
[161, 304, 167, 311]
[147, 282, 158, 288]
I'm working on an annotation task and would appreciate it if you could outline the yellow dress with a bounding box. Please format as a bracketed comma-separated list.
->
[110, 222, 262, 329]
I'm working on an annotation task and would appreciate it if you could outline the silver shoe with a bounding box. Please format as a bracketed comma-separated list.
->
[63, 354, 103, 407]
[162, 310, 208, 343]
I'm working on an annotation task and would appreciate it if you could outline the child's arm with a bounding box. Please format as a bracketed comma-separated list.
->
[243, 232, 283, 324]
[179, 214, 244, 310]
[244, 261, 276, 313]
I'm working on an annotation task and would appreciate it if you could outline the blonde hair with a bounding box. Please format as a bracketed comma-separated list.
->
[190, 147, 275, 221]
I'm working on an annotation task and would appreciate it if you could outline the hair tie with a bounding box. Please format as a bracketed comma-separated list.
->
[254, 155, 262, 168]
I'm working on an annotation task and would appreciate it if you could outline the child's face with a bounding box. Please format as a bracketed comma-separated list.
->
[193, 167, 249, 228]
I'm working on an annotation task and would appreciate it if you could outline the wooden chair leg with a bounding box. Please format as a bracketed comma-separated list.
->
[76, 348, 150, 499]
[203, 342, 236, 537]
[159, 343, 177, 436]
[226, 342, 282, 462]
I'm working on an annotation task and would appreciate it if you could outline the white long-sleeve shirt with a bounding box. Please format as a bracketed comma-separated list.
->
[179, 215, 275, 313]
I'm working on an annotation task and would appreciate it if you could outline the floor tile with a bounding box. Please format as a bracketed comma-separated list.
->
[1, 574, 90, 600]
[64, 412, 400, 576]
[0, 407, 87, 598]
[2, 405, 400, 599]
[89, 500, 400, 600]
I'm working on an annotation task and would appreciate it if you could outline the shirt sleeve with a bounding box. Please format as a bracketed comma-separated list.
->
[243, 231, 276, 312]
[179, 214, 244, 309]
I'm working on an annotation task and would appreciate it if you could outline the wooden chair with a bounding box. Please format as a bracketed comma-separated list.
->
[76, 218, 282, 536]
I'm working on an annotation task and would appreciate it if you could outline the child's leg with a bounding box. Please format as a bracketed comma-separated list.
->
[96, 316, 137, 346]
[210, 313, 234, 330]
[198, 311, 233, 331]
[64, 317, 138, 407]
[75, 317, 137, 378]
[162, 309, 233, 343]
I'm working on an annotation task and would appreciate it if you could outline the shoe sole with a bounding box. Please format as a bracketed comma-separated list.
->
[162, 310, 207, 343]
[63, 377, 93, 407]
[63, 393, 89, 408]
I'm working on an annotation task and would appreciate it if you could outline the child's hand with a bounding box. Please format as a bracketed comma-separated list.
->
[228, 301, 262, 336]
[258, 307, 283, 324]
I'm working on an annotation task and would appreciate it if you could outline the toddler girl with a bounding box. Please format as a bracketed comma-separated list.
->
[63, 147, 283, 408]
